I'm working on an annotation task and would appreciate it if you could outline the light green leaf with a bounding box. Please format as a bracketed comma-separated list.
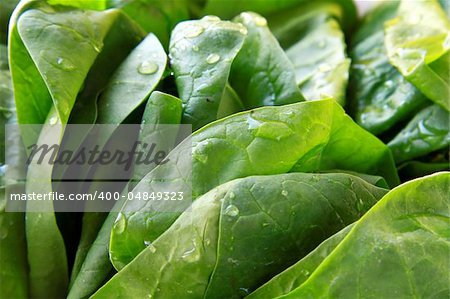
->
[279, 172, 450, 298]
[385, 0, 450, 111]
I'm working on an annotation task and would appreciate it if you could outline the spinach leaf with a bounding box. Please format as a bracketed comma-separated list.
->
[388, 104, 450, 163]
[201, 0, 357, 33]
[67, 92, 179, 299]
[11, 2, 121, 126]
[0, 0, 18, 43]
[385, 0, 450, 112]
[96, 33, 167, 124]
[398, 159, 449, 181]
[247, 224, 353, 299]
[0, 45, 28, 299]
[230, 12, 304, 108]
[278, 172, 450, 298]
[130, 91, 182, 187]
[93, 173, 387, 298]
[349, 2, 429, 134]
[169, 16, 246, 130]
[268, 3, 350, 105]
[25, 108, 69, 299]
[109, 0, 190, 49]
[109, 99, 398, 269]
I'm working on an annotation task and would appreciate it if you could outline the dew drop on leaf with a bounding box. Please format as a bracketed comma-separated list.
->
[138, 61, 159, 75]
[224, 204, 239, 217]
[206, 53, 220, 64]
[185, 25, 204, 38]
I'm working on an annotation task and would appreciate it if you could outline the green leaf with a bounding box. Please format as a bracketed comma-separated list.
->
[109, 0, 190, 49]
[0, 47, 28, 298]
[202, 0, 357, 33]
[388, 104, 450, 163]
[169, 16, 246, 130]
[109, 99, 398, 269]
[247, 224, 353, 299]
[385, 0, 450, 111]
[68, 212, 107, 288]
[399, 160, 449, 182]
[25, 108, 69, 299]
[278, 172, 450, 298]
[266, 2, 351, 105]
[130, 91, 182, 188]
[96, 33, 167, 124]
[349, 2, 429, 134]
[0, 190, 28, 298]
[93, 173, 387, 298]
[0, 0, 19, 43]
[230, 12, 304, 108]
[68, 92, 180, 298]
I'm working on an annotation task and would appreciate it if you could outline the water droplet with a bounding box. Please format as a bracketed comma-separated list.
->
[192, 45, 199, 52]
[254, 15, 267, 27]
[239, 288, 250, 296]
[48, 116, 58, 126]
[185, 25, 204, 38]
[206, 53, 220, 64]
[239, 27, 248, 35]
[202, 15, 221, 22]
[300, 269, 310, 277]
[56, 57, 75, 71]
[224, 204, 239, 217]
[318, 63, 332, 73]
[281, 190, 288, 197]
[114, 212, 127, 234]
[138, 61, 159, 75]
[93, 44, 102, 53]
[182, 246, 196, 258]
[144, 241, 157, 253]
[384, 80, 394, 88]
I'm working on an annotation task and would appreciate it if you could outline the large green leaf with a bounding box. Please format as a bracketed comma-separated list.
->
[230, 12, 304, 108]
[349, 2, 429, 134]
[388, 105, 450, 163]
[385, 0, 450, 111]
[93, 173, 387, 298]
[169, 16, 246, 130]
[247, 224, 353, 299]
[109, 99, 398, 269]
[278, 172, 450, 298]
